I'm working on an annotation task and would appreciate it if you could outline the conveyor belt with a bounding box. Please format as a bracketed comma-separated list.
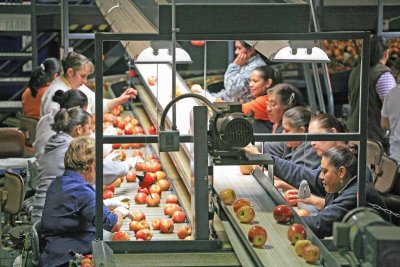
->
[213, 165, 324, 266]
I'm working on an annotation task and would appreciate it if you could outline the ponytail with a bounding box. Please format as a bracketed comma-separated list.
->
[51, 107, 91, 134]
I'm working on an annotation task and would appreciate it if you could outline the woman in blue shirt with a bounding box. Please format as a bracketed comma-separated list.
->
[40, 136, 131, 266]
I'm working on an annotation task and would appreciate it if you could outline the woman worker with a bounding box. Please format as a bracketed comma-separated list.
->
[275, 145, 387, 238]
[40, 52, 137, 117]
[241, 65, 282, 133]
[31, 107, 135, 222]
[40, 136, 132, 266]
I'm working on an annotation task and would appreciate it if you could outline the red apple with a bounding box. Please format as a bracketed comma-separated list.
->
[124, 123, 134, 135]
[148, 125, 157, 135]
[149, 183, 162, 195]
[165, 194, 178, 204]
[152, 219, 161, 230]
[116, 119, 126, 130]
[219, 189, 236, 205]
[172, 211, 186, 223]
[233, 198, 251, 213]
[302, 244, 320, 263]
[126, 171, 137, 182]
[135, 229, 153, 241]
[146, 193, 161, 207]
[236, 205, 255, 223]
[273, 204, 293, 223]
[122, 114, 134, 123]
[190, 40, 205, 47]
[111, 107, 121, 116]
[131, 209, 146, 222]
[137, 187, 150, 195]
[112, 231, 130, 241]
[103, 190, 113, 199]
[132, 150, 143, 158]
[284, 190, 298, 207]
[159, 219, 174, 233]
[112, 143, 121, 149]
[155, 171, 166, 181]
[133, 126, 144, 134]
[134, 193, 148, 204]
[248, 226, 268, 248]
[129, 221, 139, 232]
[294, 239, 312, 256]
[130, 220, 150, 233]
[157, 179, 170, 191]
[177, 225, 192, 239]
[116, 128, 124, 136]
[146, 162, 162, 173]
[287, 223, 307, 245]
[296, 209, 311, 217]
[121, 143, 130, 150]
[104, 184, 115, 193]
[147, 76, 157, 86]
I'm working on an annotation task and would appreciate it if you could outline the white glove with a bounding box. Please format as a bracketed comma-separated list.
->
[114, 206, 130, 218]
[104, 196, 130, 209]
[190, 84, 216, 102]
[104, 125, 118, 136]
[125, 156, 143, 172]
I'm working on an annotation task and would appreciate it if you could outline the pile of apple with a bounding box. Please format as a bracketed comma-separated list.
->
[272, 204, 320, 264]
[80, 254, 95, 267]
[219, 189, 268, 248]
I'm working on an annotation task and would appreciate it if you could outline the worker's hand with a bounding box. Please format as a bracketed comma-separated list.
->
[113, 206, 132, 219]
[233, 53, 248, 66]
[118, 87, 138, 104]
[243, 144, 260, 155]
[124, 156, 143, 172]
[104, 196, 130, 209]
[190, 84, 216, 102]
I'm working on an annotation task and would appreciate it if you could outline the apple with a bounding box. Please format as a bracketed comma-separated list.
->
[164, 203, 182, 217]
[155, 171, 166, 181]
[159, 219, 174, 233]
[116, 119, 126, 130]
[134, 193, 148, 204]
[157, 179, 170, 191]
[273, 204, 293, 223]
[133, 126, 144, 134]
[123, 114, 134, 123]
[112, 231, 130, 241]
[126, 171, 137, 182]
[219, 189, 236, 205]
[148, 76, 157, 86]
[236, 205, 255, 223]
[177, 225, 192, 239]
[103, 190, 113, 199]
[116, 128, 124, 136]
[284, 190, 298, 207]
[152, 219, 161, 230]
[190, 40, 205, 47]
[148, 125, 157, 135]
[146, 193, 161, 207]
[104, 184, 115, 193]
[294, 239, 312, 256]
[135, 229, 153, 241]
[296, 209, 311, 217]
[149, 184, 162, 196]
[132, 150, 143, 158]
[233, 198, 251, 213]
[131, 209, 146, 222]
[124, 123, 134, 135]
[130, 220, 150, 233]
[81, 258, 94, 267]
[302, 244, 320, 263]
[121, 143, 130, 150]
[239, 165, 255, 175]
[112, 143, 121, 149]
[146, 162, 162, 173]
[111, 107, 121, 116]
[165, 194, 178, 204]
[248, 226, 268, 248]
[137, 187, 150, 195]
[287, 223, 307, 245]
[172, 211, 186, 223]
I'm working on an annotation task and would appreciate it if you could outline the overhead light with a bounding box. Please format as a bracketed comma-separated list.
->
[135, 41, 192, 64]
[271, 40, 330, 63]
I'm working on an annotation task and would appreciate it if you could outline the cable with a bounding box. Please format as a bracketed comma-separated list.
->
[159, 93, 222, 131]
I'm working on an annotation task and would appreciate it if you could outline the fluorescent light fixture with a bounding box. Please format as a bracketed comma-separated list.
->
[136, 41, 192, 64]
[271, 40, 330, 63]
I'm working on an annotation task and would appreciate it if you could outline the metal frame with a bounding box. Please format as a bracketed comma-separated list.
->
[94, 32, 370, 248]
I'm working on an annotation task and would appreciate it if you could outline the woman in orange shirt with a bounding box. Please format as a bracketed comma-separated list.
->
[22, 58, 62, 120]
[242, 65, 282, 133]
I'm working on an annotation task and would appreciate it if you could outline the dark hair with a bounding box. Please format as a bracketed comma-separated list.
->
[62, 52, 93, 73]
[51, 107, 91, 134]
[310, 112, 348, 133]
[370, 35, 389, 66]
[52, 90, 88, 109]
[323, 145, 358, 178]
[283, 106, 311, 131]
[268, 83, 306, 109]
[253, 65, 282, 88]
[28, 58, 61, 97]
[238, 40, 253, 51]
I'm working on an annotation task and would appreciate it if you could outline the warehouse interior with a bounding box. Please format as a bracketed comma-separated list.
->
[1, 0, 400, 266]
